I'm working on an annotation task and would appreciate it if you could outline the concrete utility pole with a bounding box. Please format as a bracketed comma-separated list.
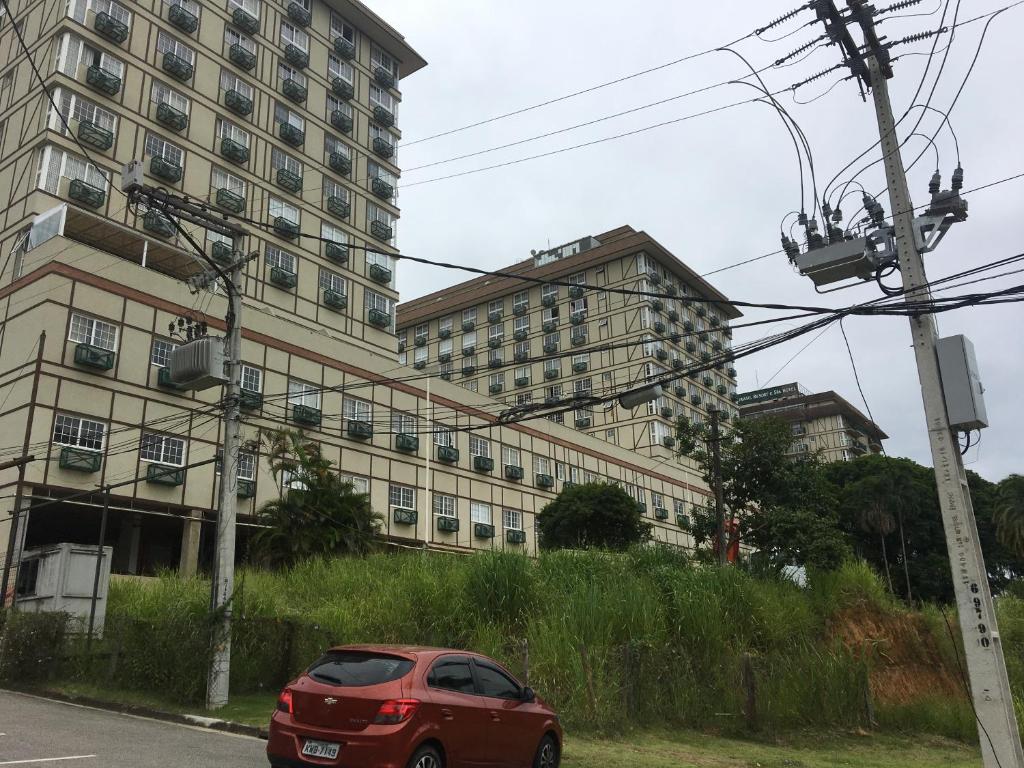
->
[709, 409, 727, 566]
[121, 161, 246, 711]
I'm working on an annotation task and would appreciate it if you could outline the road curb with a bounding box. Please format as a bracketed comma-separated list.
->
[9, 687, 270, 740]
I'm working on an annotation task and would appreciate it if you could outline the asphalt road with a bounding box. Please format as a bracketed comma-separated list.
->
[0, 690, 267, 767]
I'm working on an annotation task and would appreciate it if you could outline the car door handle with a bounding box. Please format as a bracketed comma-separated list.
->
[489, 711, 501, 722]
[440, 707, 454, 720]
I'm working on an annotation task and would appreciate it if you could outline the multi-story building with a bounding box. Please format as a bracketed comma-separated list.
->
[0, 2, 709, 587]
[396, 226, 743, 459]
[737, 383, 887, 462]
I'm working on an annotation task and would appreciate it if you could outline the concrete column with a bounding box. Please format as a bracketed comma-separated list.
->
[116, 513, 142, 574]
[178, 510, 202, 578]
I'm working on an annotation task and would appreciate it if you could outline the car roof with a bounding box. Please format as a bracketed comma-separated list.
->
[325, 644, 483, 661]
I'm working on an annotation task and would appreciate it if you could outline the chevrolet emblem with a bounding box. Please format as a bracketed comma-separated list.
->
[324, 697, 338, 705]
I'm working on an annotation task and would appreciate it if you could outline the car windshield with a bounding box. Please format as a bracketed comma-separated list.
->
[308, 651, 414, 687]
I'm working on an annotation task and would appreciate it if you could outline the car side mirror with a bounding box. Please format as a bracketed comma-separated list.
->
[522, 686, 536, 703]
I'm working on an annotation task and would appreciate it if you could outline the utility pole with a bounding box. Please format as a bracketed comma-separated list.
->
[798, 5, 1023, 765]
[121, 161, 245, 711]
[709, 408, 726, 567]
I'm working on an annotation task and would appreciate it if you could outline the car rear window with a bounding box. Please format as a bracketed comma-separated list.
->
[308, 651, 414, 687]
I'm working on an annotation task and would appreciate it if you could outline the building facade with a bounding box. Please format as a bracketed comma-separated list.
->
[0, 0, 709, 589]
[737, 383, 887, 462]
[396, 227, 743, 460]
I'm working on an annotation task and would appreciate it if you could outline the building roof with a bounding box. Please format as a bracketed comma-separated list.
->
[738, 385, 889, 443]
[332, 0, 427, 77]
[396, 225, 743, 326]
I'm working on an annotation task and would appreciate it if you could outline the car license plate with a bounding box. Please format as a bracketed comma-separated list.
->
[301, 739, 340, 759]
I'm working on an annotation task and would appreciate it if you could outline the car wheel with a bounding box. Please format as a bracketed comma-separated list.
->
[406, 744, 443, 768]
[533, 735, 559, 768]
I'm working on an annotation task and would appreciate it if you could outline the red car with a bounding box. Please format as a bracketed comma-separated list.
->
[267, 645, 562, 768]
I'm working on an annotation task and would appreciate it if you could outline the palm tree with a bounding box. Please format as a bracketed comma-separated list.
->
[845, 475, 897, 594]
[994, 474, 1024, 557]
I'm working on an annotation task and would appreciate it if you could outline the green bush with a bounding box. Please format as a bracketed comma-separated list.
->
[0, 610, 68, 684]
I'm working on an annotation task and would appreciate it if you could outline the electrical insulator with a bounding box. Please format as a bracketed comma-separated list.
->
[929, 171, 941, 195]
[821, 202, 833, 220]
[832, 207, 843, 223]
[806, 219, 825, 250]
[952, 164, 964, 191]
[797, 212, 808, 226]
[781, 234, 801, 262]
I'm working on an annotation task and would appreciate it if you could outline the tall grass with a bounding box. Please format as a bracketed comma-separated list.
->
[3, 551, 994, 741]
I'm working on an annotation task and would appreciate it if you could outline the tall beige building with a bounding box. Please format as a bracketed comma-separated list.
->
[737, 383, 887, 462]
[0, 0, 709, 588]
[397, 226, 743, 460]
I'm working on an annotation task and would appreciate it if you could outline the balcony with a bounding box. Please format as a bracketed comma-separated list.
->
[685, 341, 697, 353]
[571, 336, 587, 348]
[270, 267, 297, 289]
[77, 120, 113, 151]
[437, 446, 459, 463]
[572, 361, 588, 373]
[662, 436, 676, 449]
[329, 152, 352, 176]
[168, 4, 198, 33]
[240, 389, 262, 410]
[437, 516, 459, 533]
[667, 309, 679, 322]
[147, 464, 184, 486]
[333, 36, 355, 59]
[660, 406, 673, 419]
[702, 375, 713, 387]
[655, 507, 669, 521]
[282, 78, 307, 104]
[542, 321, 557, 334]
[487, 338, 502, 350]
[331, 110, 353, 133]
[544, 369, 559, 380]
[438, 328, 452, 339]
[229, 44, 257, 71]
[347, 420, 373, 439]
[369, 263, 392, 284]
[487, 359, 503, 371]
[506, 529, 527, 545]
[370, 220, 393, 241]
[279, 123, 304, 147]
[461, 364, 476, 376]
[287, 1, 312, 26]
[284, 44, 309, 69]
[395, 433, 419, 453]
[371, 177, 394, 200]
[149, 155, 182, 184]
[652, 299, 664, 312]
[276, 167, 303, 194]
[569, 285, 584, 299]
[488, 383, 503, 395]
[59, 447, 101, 473]
[291, 404, 321, 427]
[717, 384, 728, 395]
[683, 320, 695, 332]
[413, 360, 425, 370]
[237, 480, 256, 499]
[513, 352, 528, 364]
[68, 179, 105, 209]
[536, 473, 554, 489]
[143, 210, 175, 238]
[514, 376, 529, 387]
[325, 242, 348, 264]
[504, 465, 524, 481]
[368, 308, 391, 328]
[696, 305, 707, 318]
[473, 455, 494, 473]
[211, 241, 233, 265]
[322, 198, 349, 223]
[323, 289, 347, 311]
[157, 366, 181, 390]
[374, 66, 396, 89]
[541, 295, 556, 307]
[220, 137, 249, 164]
[727, 366, 737, 378]
[86, 66, 121, 96]
[372, 137, 394, 160]
[156, 102, 188, 132]
[393, 508, 417, 526]
[273, 217, 299, 239]
[712, 340, 723, 352]
[474, 523, 495, 540]
[373, 105, 395, 128]
[653, 321, 666, 335]
[162, 52, 193, 82]
[225, 89, 253, 116]
[676, 513, 691, 530]
[674, 385, 686, 398]
[574, 416, 592, 428]
[215, 187, 245, 214]
[438, 352, 451, 363]
[232, 7, 259, 34]
[514, 304, 528, 316]
[673, 358, 684, 370]
[543, 342, 557, 355]
[691, 394, 702, 406]
[701, 352, 712, 364]
[512, 330, 528, 342]
[94, 11, 129, 43]
[332, 78, 354, 101]
[655, 349, 668, 362]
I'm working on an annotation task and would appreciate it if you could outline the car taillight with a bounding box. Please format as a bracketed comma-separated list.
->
[277, 688, 293, 714]
[373, 698, 420, 724]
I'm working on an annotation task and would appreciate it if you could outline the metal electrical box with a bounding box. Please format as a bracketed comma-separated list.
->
[170, 336, 226, 390]
[936, 335, 988, 431]
[15, 543, 112, 635]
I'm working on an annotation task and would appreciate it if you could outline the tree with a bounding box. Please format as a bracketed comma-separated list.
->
[994, 474, 1024, 556]
[537, 483, 652, 551]
[250, 429, 382, 568]
[676, 415, 851, 571]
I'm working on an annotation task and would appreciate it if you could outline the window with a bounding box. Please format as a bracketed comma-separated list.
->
[501, 445, 520, 468]
[474, 662, 520, 699]
[151, 339, 177, 367]
[513, 291, 529, 313]
[140, 433, 185, 465]
[674, 498, 686, 517]
[369, 124, 396, 158]
[57, 33, 125, 81]
[439, 338, 453, 357]
[514, 341, 529, 360]
[280, 20, 309, 51]
[369, 83, 397, 115]
[513, 316, 529, 333]
[367, 160, 398, 189]
[544, 333, 559, 352]
[328, 54, 354, 85]
[534, 456, 550, 475]
[469, 435, 490, 458]
[606, 429, 618, 445]
[462, 330, 477, 350]
[433, 426, 454, 448]
[514, 366, 530, 384]
[52, 413, 105, 451]
[288, 379, 320, 409]
[413, 347, 428, 366]
[241, 364, 262, 393]
[574, 377, 592, 397]
[543, 359, 559, 376]
[68, 0, 132, 25]
[542, 307, 559, 324]
[216, 117, 250, 147]
[488, 324, 503, 343]
[343, 396, 372, 423]
[370, 43, 399, 83]
[236, 451, 256, 481]
[150, 81, 188, 115]
[271, 146, 301, 176]
[265, 246, 296, 274]
[414, 324, 428, 344]
[470, 502, 491, 525]
[340, 473, 369, 495]
[652, 492, 665, 509]
[220, 68, 253, 102]
[503, 508, 523, 531]
[568, 271, 586, 286]
[68, 313, 117, 350]
[319, 269, 346, 296]
[439, 316, 453, 336]
[515, 393, 532, 406]
[365, 290, 393, 328]
[212, 167, 245, 198]
[327, 94, 352, 123]
[52, 89, 116, 136]
[274, 102, 305, 132]
[462, 307, 478, 325]
[228, 0, 259, 15]
[389, 484, 415, 509]
[489, 371, 505, 389]
[488, 299, 504, 315]
[278, 61, 307, 91]
[324, 176, 348, 205]
[546, 384, 562, 402]
[541, 284, 558, 303]
[367, 250, 395, 284]
[156, 31, 195, 66]
[38, 146, 107, 194]
[269, 196, 299, 223]
[570, 298, 588, 317]
[571, 325, 588, 345]
[429, 658, 474, 694]
[392, 411, 416, 435]
[367, 202, 396, 241]
[433, 493, 456, 517]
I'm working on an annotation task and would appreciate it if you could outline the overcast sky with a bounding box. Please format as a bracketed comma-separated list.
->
[370, 0, 1022, 482]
